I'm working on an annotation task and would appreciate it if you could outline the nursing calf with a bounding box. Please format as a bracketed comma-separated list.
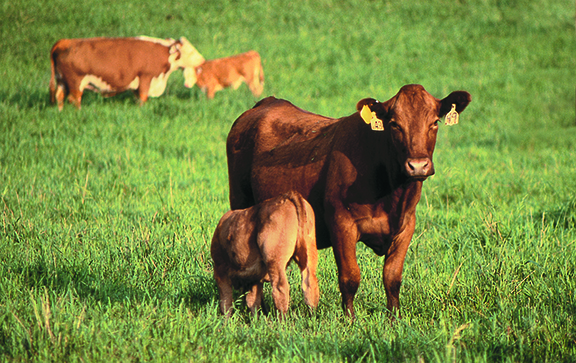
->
[211, 191, 319, 316]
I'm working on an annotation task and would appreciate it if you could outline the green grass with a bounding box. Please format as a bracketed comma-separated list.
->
[1, 0, 575, 361]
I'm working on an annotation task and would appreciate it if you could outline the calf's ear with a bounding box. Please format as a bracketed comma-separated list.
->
[438, 91, 471, 117]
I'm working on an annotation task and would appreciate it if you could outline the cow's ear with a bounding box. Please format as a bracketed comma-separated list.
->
[356, 98, 378, 112]
[438, 91, 471, 117]
[179, 37, 191, 46]
[357, 97, 395, 119]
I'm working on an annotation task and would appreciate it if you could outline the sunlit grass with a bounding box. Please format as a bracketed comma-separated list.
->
[1, 0, 575, 361]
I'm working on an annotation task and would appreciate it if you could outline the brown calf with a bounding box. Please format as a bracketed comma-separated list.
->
[49, 36, 205, 110]
[211, 191, 319, 316]
[226, 85, 471, 318]
[185, 50, 264, 99]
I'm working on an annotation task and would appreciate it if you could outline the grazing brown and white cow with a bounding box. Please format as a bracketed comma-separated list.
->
[226, 84, 471, 318]
[211, 191, 319, 317]
[184, 50, 264, 99]
[49, 36, 205, 110]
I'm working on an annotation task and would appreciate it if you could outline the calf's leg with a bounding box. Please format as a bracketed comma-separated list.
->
[267, 265, 291, 315]
[213, 268, 234, 317]
[294, 241, 319, 310]
[245, 282, 264, 315]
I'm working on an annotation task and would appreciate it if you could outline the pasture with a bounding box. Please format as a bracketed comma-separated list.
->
[1, 0, 575, 361]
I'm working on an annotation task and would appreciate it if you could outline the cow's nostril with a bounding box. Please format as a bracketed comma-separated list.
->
[406, 158, 433, 177]
[408, 160, 427, 170]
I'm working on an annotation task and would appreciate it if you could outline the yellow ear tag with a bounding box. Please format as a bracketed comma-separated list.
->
[360, 105, 372, 124]
[360, 105, 384, 131]
[445, 104, 459, 126]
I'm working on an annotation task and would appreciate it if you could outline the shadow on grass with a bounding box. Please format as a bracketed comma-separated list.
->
[10, 260, 217, 309]
[539, 196, 576, 230]
[0, 89, 171, 111]
[177, 274, 218, 309]
[1, 90, 51, 111]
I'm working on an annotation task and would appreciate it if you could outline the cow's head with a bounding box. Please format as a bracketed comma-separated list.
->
[175, 37, 205, 87]
[357, 84, 471, 180]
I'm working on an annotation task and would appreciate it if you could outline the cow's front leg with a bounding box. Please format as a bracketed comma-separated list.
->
[67, 89, 83, 109]
[137, 77, 151, 105]
[331, 223, 361, 318]
[382, 214, 415, 318]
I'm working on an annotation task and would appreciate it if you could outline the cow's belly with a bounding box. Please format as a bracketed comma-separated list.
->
[230, 75, 245, 90]
[80, 75, 139, 94]
[251, 164, 330, 247]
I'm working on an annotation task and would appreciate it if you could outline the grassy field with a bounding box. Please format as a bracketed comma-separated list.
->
[1, 0, 575, 361]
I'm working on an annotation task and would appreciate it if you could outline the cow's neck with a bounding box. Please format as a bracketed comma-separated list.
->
[379, 180, 422, 227]
[355, 115, 424, 231]
[380, 136, 423, 226]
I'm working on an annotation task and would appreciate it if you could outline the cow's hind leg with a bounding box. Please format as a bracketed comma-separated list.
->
[62, 78, 83, 109]
[227, 154, 256, 210]
[55, 84, 67, 111]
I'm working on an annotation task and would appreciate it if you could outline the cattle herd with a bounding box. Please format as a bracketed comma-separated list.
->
[49, 36, 471, 318]
[49, 36, 263, 109]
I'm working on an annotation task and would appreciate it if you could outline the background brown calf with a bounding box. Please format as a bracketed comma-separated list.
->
[211, 191, 319, 316]
[185, 50, 264, 99]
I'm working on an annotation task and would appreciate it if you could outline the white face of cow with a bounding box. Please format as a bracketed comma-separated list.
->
[183, 67, 198, 88]
[176, 37, 205, 88]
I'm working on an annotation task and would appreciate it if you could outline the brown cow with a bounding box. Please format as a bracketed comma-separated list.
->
[226, 84, 471, 318]
[184, 50, 264, 99]
[211, 191, 319, 317]
[49, 36, 205, 110]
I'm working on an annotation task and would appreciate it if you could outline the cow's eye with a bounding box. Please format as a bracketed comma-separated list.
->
[434, 119, 440, 126]
[389, 121, 400, 130]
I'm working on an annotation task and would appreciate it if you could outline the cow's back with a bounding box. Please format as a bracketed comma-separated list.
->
[53, 38, 170, 80]
[227, 97, 339, 247]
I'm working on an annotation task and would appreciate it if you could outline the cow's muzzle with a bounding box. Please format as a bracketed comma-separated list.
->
[405, 158, 435, 180]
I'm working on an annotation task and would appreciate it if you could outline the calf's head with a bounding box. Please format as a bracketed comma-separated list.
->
[357, 84, 471, 180]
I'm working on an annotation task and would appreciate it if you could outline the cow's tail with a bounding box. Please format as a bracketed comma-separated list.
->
[49, 39, 70, 105]
[49, 42, 58, 104]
